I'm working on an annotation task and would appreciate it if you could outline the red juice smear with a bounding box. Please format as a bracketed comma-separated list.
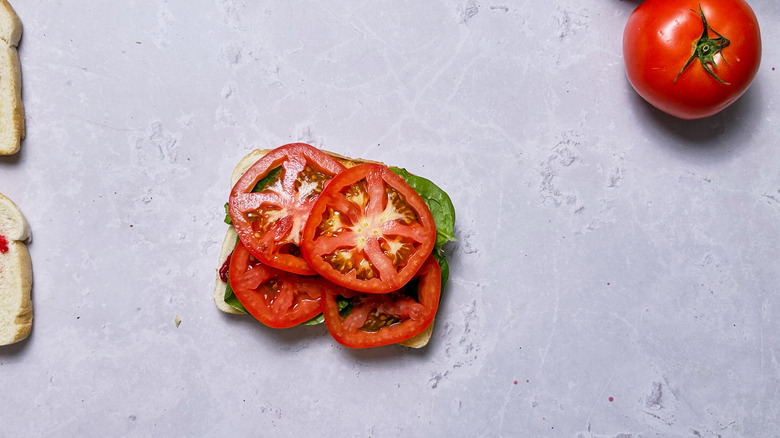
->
[219, 252, 233, 282]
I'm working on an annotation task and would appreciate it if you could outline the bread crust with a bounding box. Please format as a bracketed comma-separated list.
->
[0, 0, 24, 155]
[0, 192, 32, 346]
[214, 148, 434, 348]
[0, 0, 21, 47]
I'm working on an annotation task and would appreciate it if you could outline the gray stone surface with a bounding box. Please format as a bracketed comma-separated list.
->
[1, 1, 778, 436]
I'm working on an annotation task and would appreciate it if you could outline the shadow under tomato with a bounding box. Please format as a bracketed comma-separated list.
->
[340, 336, 436, 362]
[628, 76, 764, 156]
[222, 311, 329, 347]
[222, 309, 438, 357]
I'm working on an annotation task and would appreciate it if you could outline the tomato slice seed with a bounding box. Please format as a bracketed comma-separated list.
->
[384, 186, 417, 224]
[360, 312, 401, 332]
[323, 248, 378, 280]
[317, 208, 349, 237]
[380, 236, 415, 266]
[344, 180, 369, 212]
[295, 165, 331, 200]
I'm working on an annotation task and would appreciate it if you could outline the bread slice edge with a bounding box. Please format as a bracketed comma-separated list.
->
[0, 192, 32, 346]
[0, 0, 22, 47]
[0, 43, 24, 155]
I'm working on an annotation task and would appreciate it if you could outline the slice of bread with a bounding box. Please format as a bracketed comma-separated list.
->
[214, 148, 434, 348]
[0, 0, 24, 155]
[0, 0, 21, 47]
[0, 192, 32, 345]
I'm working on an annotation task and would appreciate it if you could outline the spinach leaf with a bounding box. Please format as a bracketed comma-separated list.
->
[253, 166, 283, 193]
[301, 313, 325, 326]
[433, 250, 450, 291]
[223, 272, 248, 313]
[389, 167, 456, 251]
[301, 296, 350, 326]
[223, 203, 232, 225]
[390, 167, 455, 293]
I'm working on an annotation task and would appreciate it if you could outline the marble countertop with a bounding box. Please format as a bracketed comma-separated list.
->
[1, 1, 778, 436]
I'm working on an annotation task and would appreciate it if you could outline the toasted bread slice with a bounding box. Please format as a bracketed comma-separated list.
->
[214, 148, 434, 348]
[0, 192, 32, 345]
[0, 0, 24, 155]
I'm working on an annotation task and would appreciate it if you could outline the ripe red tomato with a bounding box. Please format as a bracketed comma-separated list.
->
[228, 240, 329, 328]
[228, 143, 346, 275]
[301, 163, 437, 294]
[321, 254, 441, 348]
[623, 0, 761, 119]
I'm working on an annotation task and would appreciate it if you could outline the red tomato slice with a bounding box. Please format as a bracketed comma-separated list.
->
[321, 254, 441, 348]
[228, 240, 328, 328]
[229, 143, 346, 275]
[301, 163, 436, 293]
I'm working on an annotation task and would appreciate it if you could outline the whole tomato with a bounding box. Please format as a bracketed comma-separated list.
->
[623, 0, 762, 119]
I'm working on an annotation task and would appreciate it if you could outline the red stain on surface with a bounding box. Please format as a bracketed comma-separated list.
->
[608, 396, 614, 402]
[0, 235, 8, 254]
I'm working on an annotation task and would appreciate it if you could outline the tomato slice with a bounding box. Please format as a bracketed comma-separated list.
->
[228, 240, 328, 328]
[321, 254, 441, 348]
[228, 143, 346, 275]
[301, 163, 437, 293]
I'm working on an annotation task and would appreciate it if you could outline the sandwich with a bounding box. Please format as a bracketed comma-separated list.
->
[0, 192, 32, 345]
[213, 143, 455, 348]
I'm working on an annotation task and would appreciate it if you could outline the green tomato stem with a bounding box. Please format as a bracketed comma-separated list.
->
[675, 4, 731, 85]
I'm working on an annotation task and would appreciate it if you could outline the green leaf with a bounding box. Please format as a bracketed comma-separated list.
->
[253, 166, 282, 193]
[223, 271, 248, 314]
[300, 313, 325, 326]
[433, 250, 450, 292]
[223, 202, 232, 225]
[390, 167, 455, 294]
[389, 167, 456, 250]
[301, 296, 350, 325]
